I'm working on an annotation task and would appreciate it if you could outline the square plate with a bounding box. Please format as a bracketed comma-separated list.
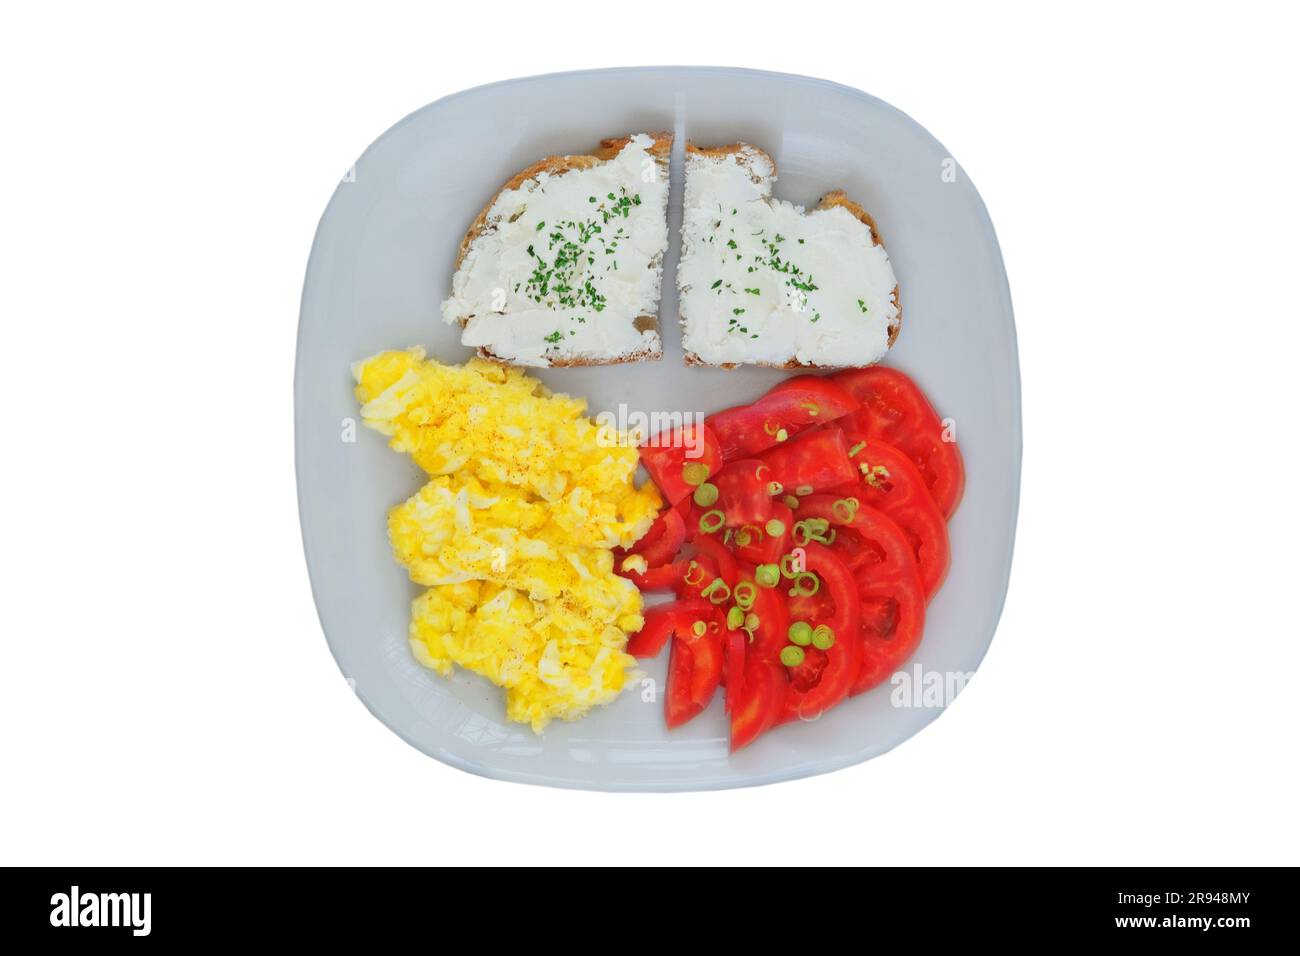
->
[295, 66, 1020, 790]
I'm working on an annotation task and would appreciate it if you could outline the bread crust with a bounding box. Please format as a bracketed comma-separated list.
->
[452, 133, 673, 368]
[680, 142, 900, 370]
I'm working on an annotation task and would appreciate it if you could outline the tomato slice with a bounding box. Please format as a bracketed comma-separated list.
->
[632, 508, 687, 567]
[627, 598, 713, 658]
[779, 542, 863, 723]
[729, 657, 787, 751]
[622, 557, 688, 592]
[797, 495, 916, 583]
[724, 628, 746, 712]
[706, 375, 859, 461]
[757, 427, 859, 494]
[826, 430, 950, 600]
[795, 496, 928, 694]
[732, 502, 792, 566]
[831, 367, 965, 518]
[692, 533, 738, 587]
[712, 458, 776, 526]
[666, 624, 724, 728]
[732, 561, 791, 662]
[639, 421, 723, 506]
[853, 574, 926, 695]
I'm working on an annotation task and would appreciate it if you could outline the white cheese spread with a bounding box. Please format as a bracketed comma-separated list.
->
[678, 147, 899, 367]
[441, 134, 669, 366]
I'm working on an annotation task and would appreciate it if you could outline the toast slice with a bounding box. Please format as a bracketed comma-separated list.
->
[441, 132, 672, 367]
[678, 142, 901, 369]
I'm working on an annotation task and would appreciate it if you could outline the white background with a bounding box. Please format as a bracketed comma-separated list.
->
[4, 1, 1297, 866]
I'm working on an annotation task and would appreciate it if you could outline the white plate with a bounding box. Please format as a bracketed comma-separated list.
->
[296, 67, 1020, 791]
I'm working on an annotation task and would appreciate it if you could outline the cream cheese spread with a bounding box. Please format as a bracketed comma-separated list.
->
[441, 134, 669, 366]
[678, 146, 899, 367]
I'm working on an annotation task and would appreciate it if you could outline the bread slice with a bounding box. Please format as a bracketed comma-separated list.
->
[441, 132, 672, 368]
[678, 142, 901, 369]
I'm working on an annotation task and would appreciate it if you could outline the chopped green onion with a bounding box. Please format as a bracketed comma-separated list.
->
[682, 461, 710, 486]
[780, 554, 800, 579]
[733, 581, 757, 609]
[693, 482, 719, 507]
[766, 480, 784, 496]
[701, 578, 731, 604]
[832, 497, 860, 523]
[848, 441, 866, 457]
[780, 645, 806, 668]
[788, 621, 813, 646]
[775, 428, 789, 442]
[755, 564, 780, 587]
[765, 518, 786, 537]
[793, 517, 833, 545]
[698, 510, 725, 534]
[812, 625, 835, 650]
[799, 401, 820, 417]
[683, 560, 704, 586]
[795, 484, 813, 497]
[726, 606, 744, 630]
[691, 620, 707, 637]
[788, 572, 820, 597]
[735, 526, 754, 547]
[783, 495, 801, 510]
[744, 612, 760, 631]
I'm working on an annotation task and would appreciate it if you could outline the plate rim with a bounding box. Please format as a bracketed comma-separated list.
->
[294, 65, 1022, 791]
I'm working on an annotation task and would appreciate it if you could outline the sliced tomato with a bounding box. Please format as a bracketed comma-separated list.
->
[632, 508, 687, 567]
[853, 574, 926, 695]
[639, 421, 723, 506]
[622, 557, 688, 592]
[779, 543, 862, 723]
[666, 624, 724, 728]
[797, 495, 916, 583]
[706, 375, 859, 461]
[692, 533, 738, 587]
[724, 628, 746, 712]
[729, 657, 787, 751]
[826, 430, 950, 600]
[757, 427, 859, 494]
[832, 367, 964, 518]
[711, 458, 776, 526]
[732, 502, 792, 566]
[627, 598, 713, 658]
[733, 561, 791, 662]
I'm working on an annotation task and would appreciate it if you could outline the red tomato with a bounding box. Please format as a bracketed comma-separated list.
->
[724, 629, 746, 712]
[832, 367, 964, 518]
[779, 543, 863, 723]
[626, 598, 713, 658]
[666, 625, 724, 728]
[798, 496, 928, 694]
[706, 375, 859, 461]
[797, 495, 916, 583]
[639, 421, 723, 506]
[853, 574, 926, 695]
[826, 430, 950, 600]
[733, 561, 791, 662]
[712, 459, 776, 526]
[692, 534, 738, 587]
[622, 557, 688, 592]
[757, 428, 859, 494]
[632, 508, 686, 567]
[732, 502, 792, 567]
[729, 657, 787, 751]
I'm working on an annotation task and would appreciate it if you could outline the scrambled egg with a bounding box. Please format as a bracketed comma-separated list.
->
[353, 348, 660, 731]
